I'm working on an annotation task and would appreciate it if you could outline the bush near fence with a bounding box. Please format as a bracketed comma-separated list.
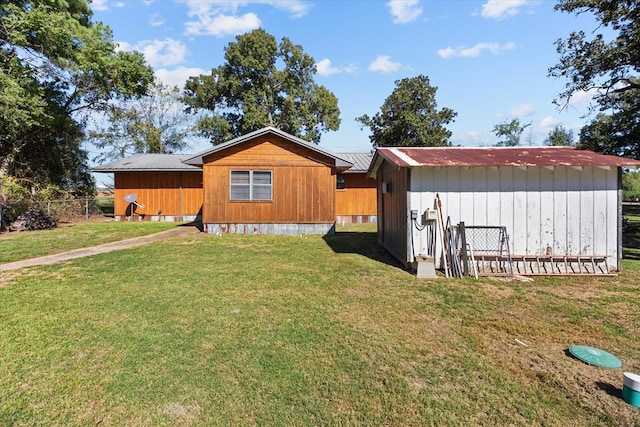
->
[0, 197, 114, 230]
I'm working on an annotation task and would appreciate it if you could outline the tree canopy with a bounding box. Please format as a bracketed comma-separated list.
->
[544, 125, 575, 146]
[356, 75, 456, 148]
[492, 119, 531, 147]
[183, 29, 340, 145]
[549, 0, 640, 158]
[89, 82, 196, 163]
[0, 0, 154, 197]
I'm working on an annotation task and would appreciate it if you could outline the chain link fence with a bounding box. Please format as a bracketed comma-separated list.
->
[0, 197, 114, 229]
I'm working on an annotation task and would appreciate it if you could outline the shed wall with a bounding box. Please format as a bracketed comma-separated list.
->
[408, 166, 619, 269]
[202, 135, 336, 226]
[114, 172, 203, 219]
[377, 159, 410, 265]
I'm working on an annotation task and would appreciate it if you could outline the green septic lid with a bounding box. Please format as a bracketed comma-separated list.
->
[569, 345, 622, 369]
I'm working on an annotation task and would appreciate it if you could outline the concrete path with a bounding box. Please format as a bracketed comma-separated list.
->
[0, 225, 200, 272]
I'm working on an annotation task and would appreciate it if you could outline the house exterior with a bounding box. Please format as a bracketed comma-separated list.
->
[94, 128, 377, 233]
[182, 127, 354, 234]
[92, 154, 203, 221]
[367, 146, 640, 274]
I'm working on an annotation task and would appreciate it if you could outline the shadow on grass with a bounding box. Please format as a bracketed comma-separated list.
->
[322, 230, 406, 270]
[596, 381, 623, 400]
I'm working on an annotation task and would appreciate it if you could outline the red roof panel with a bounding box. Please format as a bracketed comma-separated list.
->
[376, 146, 640, 168]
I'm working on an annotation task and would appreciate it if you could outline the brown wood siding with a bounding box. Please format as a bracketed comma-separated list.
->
[202, 135, 336, 224]
[336, 173, 377, 216]
[377, 159, 410, 266]
[114, 171, 203, 217]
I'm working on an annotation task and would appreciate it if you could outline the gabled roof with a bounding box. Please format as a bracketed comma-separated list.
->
[92, 154, 202, 173]
[337, 153, 373, 173]
[368, 146, 640, 177]
[182, 126, 353, 170]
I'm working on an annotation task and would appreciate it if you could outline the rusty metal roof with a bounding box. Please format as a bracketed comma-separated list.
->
[372, 146, 640, 169]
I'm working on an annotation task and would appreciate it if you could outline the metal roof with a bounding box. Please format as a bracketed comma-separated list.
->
[336, 152, 373, 173]
[369, 146, 640, 175]
[182, 126, 353, 170]
[92, 154, 202, 173]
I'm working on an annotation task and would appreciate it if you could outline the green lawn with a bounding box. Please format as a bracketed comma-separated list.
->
[1, 223, 640, 425]
[0, 221, 179, 263]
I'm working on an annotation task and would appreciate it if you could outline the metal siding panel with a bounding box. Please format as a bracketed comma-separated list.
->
[552, 167, 568, 255]
[472, 168, 488, 225]
[540, 167, 555, 254]
[580, 167, 594, 254]
[525, 168, 541, 254]
[499, 167, 515, 247]
[447, 167, 462, 224]
[566, 167, 582, 254]
[512, 168, 528, 255]
[592, 167, 608, 256]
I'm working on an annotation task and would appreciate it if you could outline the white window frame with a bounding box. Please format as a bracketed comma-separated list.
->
[229, 170, 273, 201]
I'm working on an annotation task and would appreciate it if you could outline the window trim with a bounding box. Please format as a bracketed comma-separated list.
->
[229, 169, 273, 201]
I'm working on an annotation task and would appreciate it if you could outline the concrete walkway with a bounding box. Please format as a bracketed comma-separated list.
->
[0, 225, 200, 272]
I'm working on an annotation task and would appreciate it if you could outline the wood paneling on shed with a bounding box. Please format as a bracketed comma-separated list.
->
[201, 135, 336, 224]
[336, 174, 377, 216]
[114, 172, 203, 218]
[377, 159, 409, 264]
[408, 165, 619, 270]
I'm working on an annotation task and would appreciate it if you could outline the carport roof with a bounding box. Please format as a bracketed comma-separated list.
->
[368, 146, 640, 177]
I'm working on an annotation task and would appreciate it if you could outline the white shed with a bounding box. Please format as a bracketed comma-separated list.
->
[367, 146, 640, 275]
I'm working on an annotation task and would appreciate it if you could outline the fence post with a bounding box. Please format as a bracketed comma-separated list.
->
[47, 201, 51, 216]
[85, 198, 89, 220]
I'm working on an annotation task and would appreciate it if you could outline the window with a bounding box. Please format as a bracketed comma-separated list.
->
[230, 170, 272, 201]
[336, 175, 345, 190]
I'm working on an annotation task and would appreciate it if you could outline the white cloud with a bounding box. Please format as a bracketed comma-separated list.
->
[265, 0, 311, 18]
[185, 12, 261, 37]
[368, 55, 402, 73]
[387, 0, 423, 24]
[316, 59, 357, 76]
[113, 1, 125, 7]
[508, 104, 536, 117]
[566, 88, 599, 108]
[316, 59, 341, 76]
[180, 1, 310, 37]
[155, 66, 207, 88]
[117, 38, 189, 68]
[91, 0, 109, 11]
[539, 116, 561, 128]
[481, 0, 531, 20]
[149, 14, 165, 27]
[437, 42, 515, 58]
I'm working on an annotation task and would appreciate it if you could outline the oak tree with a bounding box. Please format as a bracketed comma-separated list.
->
[183, 29, 340, 145]
[356, 75, 456, 148]
[549, 0, 640, 157]
[0, 0, 154, 195]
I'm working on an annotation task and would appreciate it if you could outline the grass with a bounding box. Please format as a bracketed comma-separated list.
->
[1, 222, 640, 425]
[0, 221, 179, 263]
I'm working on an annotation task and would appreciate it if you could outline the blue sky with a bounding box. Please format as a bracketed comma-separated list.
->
[90, 0, 601, 155]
